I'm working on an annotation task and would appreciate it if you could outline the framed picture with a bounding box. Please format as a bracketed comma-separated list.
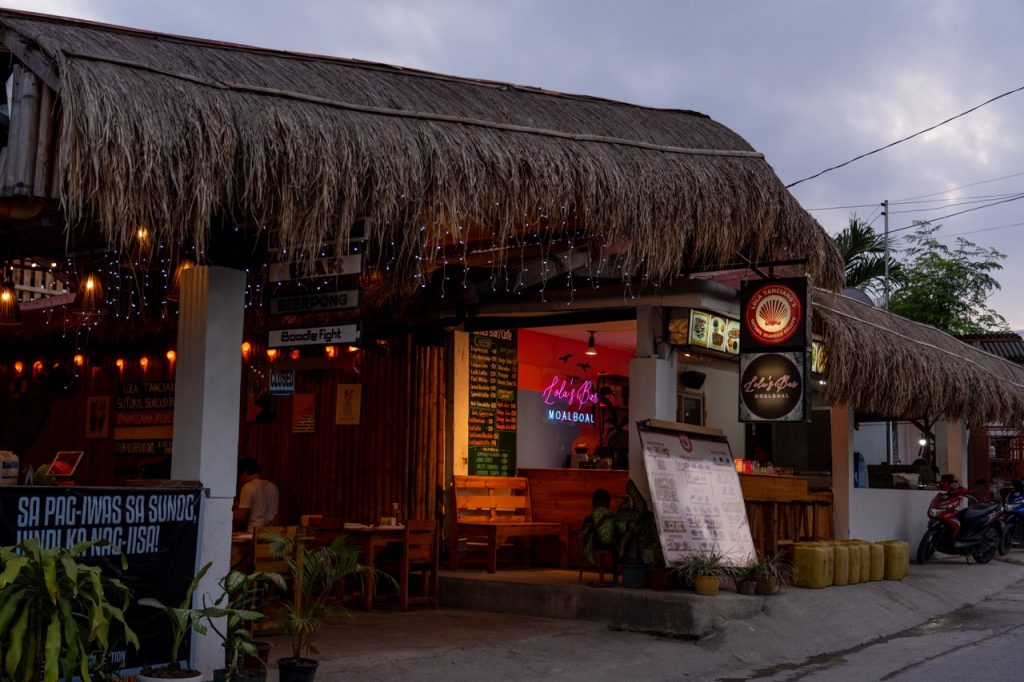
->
[85, 396, 109, 438]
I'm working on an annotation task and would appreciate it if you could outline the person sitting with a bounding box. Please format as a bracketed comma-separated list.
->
[233, 457, 280, 532]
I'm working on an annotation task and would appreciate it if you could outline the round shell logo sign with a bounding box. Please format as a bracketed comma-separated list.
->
[745, 283, 802, 345]
[679, 434, 693, 453]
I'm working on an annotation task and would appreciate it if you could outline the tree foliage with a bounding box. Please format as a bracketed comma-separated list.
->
[833, 214, 906, 298]
[888, 222, 1008, 335]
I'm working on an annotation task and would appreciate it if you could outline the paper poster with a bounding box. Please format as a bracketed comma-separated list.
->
[292, 393, 316, 433]
[638, 421, 755, 567]
[335, 384, 362, 425]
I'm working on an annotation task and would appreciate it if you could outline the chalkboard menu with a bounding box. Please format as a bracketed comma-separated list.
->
[468, 330, 518, 476]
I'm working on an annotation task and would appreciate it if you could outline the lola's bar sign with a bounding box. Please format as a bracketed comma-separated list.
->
[739, 277, 810, 422]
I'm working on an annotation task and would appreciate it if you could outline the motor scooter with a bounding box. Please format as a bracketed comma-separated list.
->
[1001, 480, 1024, 552]
[916, 480, 1003, 564]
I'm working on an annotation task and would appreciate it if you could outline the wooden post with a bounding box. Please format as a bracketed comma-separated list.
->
[10, 66, 41, 195]
[33, 84, 54, 198]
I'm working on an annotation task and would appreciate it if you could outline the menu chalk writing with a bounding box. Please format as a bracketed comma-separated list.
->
[468, 330, 517, 476]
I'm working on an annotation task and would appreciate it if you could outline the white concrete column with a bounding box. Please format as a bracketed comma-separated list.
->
[830, 405, 854, 540]
[940, 420, 967, 484]
[628, 307, 678, 500]
[170, 265, 246, 676]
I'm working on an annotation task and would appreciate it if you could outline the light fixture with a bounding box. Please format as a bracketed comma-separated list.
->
[166, 350, 176, 363]
[13, 361, 24, 375]
[115, 358, 125, 373]
[241, 341, 252, 360]
[289, 349, 301, 360]
[325, 345, 337, 358]
[0, 280, 20, 325]
[71, 273, 107, 318]
[139, 356, 149, 372]
[167, 258, 195, 302]
[918, 438, 928, 447]
[585, 330, 597, 356]
[266, 348, 279, 362]
[73, 354, 84, 367]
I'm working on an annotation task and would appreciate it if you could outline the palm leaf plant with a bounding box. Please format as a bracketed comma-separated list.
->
[137, 561, 222, 679]
[204, 569, 286, 681]
[0, 538, 138, 682]
[266, 532, 368, 663]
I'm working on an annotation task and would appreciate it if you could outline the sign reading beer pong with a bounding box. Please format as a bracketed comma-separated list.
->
[740, 277, 808, 351]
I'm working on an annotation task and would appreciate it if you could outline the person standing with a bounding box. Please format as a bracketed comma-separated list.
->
[234, 457, 280, 532]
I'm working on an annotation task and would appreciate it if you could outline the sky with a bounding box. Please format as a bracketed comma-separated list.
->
[6, 0, 1024, 328]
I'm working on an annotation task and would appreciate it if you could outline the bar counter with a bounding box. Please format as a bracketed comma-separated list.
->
[739, 472, 833, 553]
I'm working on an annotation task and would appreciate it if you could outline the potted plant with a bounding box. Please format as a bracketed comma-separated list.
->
[754, 551, 793, 595]
[674, 547, 730, 596]
[733, 556, 760, 595]
[137, 562, 220, 681]
[614, 480, 662, 588]
[205, 569, 286, 682]
[0, 538, 138, 682]
[266, 531, 376, 682]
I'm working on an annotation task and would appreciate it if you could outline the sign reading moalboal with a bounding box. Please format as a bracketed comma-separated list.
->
[468, 330, 518, 476]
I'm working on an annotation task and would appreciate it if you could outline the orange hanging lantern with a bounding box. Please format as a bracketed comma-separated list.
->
[73, 354, 85, 367]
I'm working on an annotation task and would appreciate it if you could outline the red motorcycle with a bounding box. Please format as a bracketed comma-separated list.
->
[916, 481, 1003, 565]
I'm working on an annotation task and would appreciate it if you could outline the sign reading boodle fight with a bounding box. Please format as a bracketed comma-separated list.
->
[467, 330, 518, 476]
[0, 487, 202, 673]
[739, 277, 811, 423]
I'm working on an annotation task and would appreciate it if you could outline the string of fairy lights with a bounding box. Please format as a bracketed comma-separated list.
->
[1, 209, 644, 379]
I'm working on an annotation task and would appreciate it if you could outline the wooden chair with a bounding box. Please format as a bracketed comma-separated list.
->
[399, 519, 439, 611]
[300, 515, 345, 548]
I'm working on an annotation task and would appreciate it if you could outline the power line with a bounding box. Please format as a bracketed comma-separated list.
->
[785, 83, 1024, 189]
[893, 169, 1024, 202]
[888, 193, 1024, 235]
[887, 193, 1024, 214]
[807, 190, 1023, 211]
[935, 220, 1024, 240]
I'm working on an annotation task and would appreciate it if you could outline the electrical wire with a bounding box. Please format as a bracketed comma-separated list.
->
[888, 193, 1024, 235]
[785, 84, 1024, 189]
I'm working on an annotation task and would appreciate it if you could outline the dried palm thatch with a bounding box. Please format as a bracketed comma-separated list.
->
[0, 10, 842, 290]
[814, 289, 1024, 426]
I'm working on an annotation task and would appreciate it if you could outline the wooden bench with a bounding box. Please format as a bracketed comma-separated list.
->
[449, 475, 569, 573]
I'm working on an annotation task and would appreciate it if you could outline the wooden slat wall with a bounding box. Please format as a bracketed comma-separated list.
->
[237, 337, 446, 525]
[0, 335, 447, 528]
[1, 64, 59, 198]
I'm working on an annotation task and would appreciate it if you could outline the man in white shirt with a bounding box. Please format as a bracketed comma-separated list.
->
[234, 457, 280, 532]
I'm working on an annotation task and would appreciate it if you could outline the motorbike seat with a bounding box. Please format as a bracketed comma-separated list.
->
[961, 502, 1000, 521]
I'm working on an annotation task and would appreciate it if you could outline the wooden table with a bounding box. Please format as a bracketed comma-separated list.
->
[230, 532, 253, 571]
[343, 524, 405, 610]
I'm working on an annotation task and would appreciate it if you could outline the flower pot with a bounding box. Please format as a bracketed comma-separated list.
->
[214, 669, 266, 682]
[692, 575, 720, 596]
[755, 576, 781, 595]
[620, 564, 648, 588]
[277, 657, 319, 682]
[137, 669, 204, 682]
[734, 578, 757, 595]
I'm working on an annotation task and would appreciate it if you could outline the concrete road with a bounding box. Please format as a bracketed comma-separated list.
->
[735, 577, 1024, 681]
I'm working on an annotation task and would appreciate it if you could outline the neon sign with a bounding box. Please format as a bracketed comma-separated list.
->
[542, 376, 599, 425]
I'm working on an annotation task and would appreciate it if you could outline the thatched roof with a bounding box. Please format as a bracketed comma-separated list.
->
[0, 9, 843, 290]
[814, 290, 1024, 425]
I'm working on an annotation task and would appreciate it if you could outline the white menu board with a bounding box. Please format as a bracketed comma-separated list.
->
[638, 420, 755, 566]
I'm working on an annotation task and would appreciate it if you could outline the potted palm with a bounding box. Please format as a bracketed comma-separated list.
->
[266, 531, 377, 682]
[754, 551, 793, 595]
[674, 547, 730, 596]
[137, 562, 220, 681]
[0, 538, 138, 682]
[205, 569, 286, 682]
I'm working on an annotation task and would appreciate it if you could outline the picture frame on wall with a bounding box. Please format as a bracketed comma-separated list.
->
[85, 396, 109, 438]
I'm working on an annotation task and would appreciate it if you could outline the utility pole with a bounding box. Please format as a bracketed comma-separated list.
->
[882, 199, 893, 463]
[882, 199, 890, 310]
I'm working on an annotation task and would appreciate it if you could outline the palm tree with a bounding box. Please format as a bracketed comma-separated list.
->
[833, 215, 905, 300]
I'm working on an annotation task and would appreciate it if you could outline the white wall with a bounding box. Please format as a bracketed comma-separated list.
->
[849, 488, 935, 550]
[853, 422, 888, 465]
[700, 364, 744, 457]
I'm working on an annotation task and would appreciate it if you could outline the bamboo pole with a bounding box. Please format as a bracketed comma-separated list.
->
[12, 67, 41, 194]
[32, 84, 54, 197]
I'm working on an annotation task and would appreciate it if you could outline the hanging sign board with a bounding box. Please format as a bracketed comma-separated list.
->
[637, 420, 755, 566]
[269, 370, 295, 396]
[739, 351, 810, 422]
[739, 277, 811, 423]
[268, 254, 364, 283]
[269, 289, 360, 315]
[268, 324, 359, 348]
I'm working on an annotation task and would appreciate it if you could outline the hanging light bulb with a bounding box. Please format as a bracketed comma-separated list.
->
[241, 341, 252, 361]
[13, 361, 24, 375]
[266, 348, 279, 362]
[586, 330, 597, 356]
[71, 273, 107, 318]
[139, 356, 150, 372]
[166, 349, 176, 363]
[289, 349, 301, 360]
[325, 345, 337, 358]
[73, 354, 85, 367]
[115, 358, 125, 373]
[0, 280, 20, 325]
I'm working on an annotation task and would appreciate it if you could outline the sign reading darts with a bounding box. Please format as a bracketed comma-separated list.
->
[740, 277, 809, 351]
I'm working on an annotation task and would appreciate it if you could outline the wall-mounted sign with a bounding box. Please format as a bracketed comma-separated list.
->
[268, 324, 359, 348]
[335, 384, 362, 425]
[668, 309, 740, 355]
[811, 340, 827, 375]
[269, 370, 295, 396]
[468, 330, 518, 476]
[740, 277, 809, 351]
[269, 289, 360, 315]
[739, 352, 809, 422]
[542, 376, 599, 424]
[268, 254, 364, 283]
[114, 382, 175, 456]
